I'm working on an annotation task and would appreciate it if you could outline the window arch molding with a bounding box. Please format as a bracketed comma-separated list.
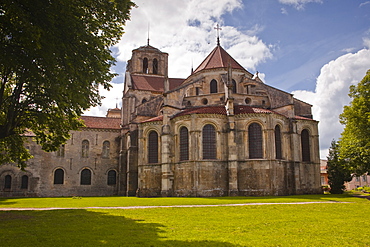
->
[245, 119, 265, 130]
[199, 120, 220, 132]
[143, 126, 162, 137]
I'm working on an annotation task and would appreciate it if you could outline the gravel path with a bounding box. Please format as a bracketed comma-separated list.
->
[0, 201, 350, 211]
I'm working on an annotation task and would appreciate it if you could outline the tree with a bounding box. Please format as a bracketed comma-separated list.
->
[0, 0, 135, 168]
[339, 70, 370, 175]
[327, 140, 352, 194]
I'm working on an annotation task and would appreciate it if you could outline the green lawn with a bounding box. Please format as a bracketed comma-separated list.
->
[1, 194, 369, 246]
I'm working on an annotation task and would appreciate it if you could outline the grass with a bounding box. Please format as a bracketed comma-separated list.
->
[0, 194, 360, 208]
[0, 194, 369, 246]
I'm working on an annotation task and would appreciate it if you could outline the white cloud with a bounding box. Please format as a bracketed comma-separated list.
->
[115, 0, 271, 78]
[84, 83, 123, 117]
[87, 0, 274, 117]
[359, 1, 370, 7]
[292, 48, 370, 159]
[281, 8, 289, 15]
[278, 0, 322, 10]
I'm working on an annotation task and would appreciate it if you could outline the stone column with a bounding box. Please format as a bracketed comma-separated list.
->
[161, 124, 173, 196]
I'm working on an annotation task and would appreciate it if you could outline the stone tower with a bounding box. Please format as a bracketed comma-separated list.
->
[120, 44, 171, 196]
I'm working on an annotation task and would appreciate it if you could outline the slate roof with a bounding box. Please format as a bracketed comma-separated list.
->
[81, 116, 121, 130]
[193, 45, 245, 73]
[131, 74, 184, 92]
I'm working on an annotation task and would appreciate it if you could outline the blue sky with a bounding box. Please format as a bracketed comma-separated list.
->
[237, 0, 369, 92]
[86, 0, 370, 158]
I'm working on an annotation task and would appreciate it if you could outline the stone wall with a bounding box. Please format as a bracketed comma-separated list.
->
[0, 128, 121, 197]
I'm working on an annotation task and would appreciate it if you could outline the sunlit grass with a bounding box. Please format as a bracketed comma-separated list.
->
[0, 193, 360, 208]
[0, 195, 369, 246]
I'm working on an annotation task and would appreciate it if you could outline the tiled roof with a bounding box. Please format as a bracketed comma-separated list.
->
[141, 115, 163, 123]
[81, 116, 121, 130]
[140, 105, 316, 123]
[174, 105, 275, 118]
[294, 115, 314, 121]
[133, 44, 163, 53]
[193, 45, 245, 73]
[234, 105, 274, 114]
[174, 106, 227, 117]
[131, 75, 184, 92]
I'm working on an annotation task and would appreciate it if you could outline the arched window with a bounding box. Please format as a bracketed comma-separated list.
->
[232, 79, 237, 93]
[275, 125, 282, 159]
[81, 169, 91, 185]
[54, 169, 64, 184]
[248, 123, 263, 159]
[148, 131, 158, 163]
[4, 175, 11, 189]
[82, 140, 89, 158]
[210, 79, 218, 93]
[107, 170, 117, 185]
[203, 124, 216, 159]
[179, 127, 189, 161]
[102, 141, 110, 158]
[143, 57, 148, 73]
[153, 58, 158, 74]
[142, 98, 147, 104]
[301, 129, 311, 162]
[21, 175, 29, 189]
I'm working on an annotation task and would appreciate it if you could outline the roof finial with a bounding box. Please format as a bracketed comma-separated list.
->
[147, 23, 150, 46]
[214, 23, 222, 46]
[115, 97, 119, 108]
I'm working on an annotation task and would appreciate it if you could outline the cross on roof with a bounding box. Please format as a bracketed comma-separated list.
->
[214, 24, 222, 46]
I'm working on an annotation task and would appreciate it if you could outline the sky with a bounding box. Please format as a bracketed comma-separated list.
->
[85, 0, 370, 159]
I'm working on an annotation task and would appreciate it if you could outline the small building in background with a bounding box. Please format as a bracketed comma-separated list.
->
[345, 174, 369, 190]
[320, 160, 328, 186]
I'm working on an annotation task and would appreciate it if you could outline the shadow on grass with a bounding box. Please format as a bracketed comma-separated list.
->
[0, 198, 17, 206]
[0, 209, 238, 247]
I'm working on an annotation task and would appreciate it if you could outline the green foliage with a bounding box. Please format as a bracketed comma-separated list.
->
[327, 140, 352, 194]
[339, 70, 370, 174]
[0, 0, 135, 168]
[355, 186, 370, 192]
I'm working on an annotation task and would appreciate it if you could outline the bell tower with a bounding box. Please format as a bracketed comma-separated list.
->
[127, 43, 168, 76]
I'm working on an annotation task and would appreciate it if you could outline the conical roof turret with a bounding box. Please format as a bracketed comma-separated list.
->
[193, 45, 245, 73]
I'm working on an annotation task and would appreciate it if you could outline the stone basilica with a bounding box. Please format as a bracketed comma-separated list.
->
[0, 40, 322, 197]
